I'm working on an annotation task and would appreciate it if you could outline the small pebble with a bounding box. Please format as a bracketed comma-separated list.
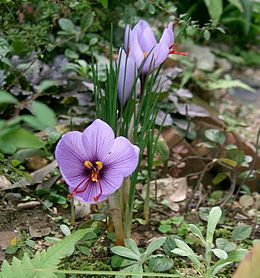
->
[4, 193, 22, 202]
[17, 201, 41, 210]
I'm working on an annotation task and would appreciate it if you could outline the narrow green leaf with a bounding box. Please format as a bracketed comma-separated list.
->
[206, 206, 222, 244]
[189, 224, 205, 243]
[146, 237, 166, 256]
[111, 246, 140, 261]
[125, 239, 140, 256]
[213, 172, 228, 185]
[218, 158, 237, 167]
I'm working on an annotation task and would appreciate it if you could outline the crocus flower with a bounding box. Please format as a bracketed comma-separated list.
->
[55, 119, 140, 203]
[124, 20, 187, 74]
[117, 48, 137, 105]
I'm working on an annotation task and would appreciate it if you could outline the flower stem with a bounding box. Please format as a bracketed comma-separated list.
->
[70, 197, 75, 225]
[143, 178, 151, 225]
[108, 192, 125, 246]
[122, 176, 130, 212]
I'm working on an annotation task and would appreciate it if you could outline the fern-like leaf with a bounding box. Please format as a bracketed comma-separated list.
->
[0, 229, 87, 278]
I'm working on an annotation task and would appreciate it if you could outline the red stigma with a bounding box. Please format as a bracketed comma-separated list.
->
[169, 43, 188, 57]
[68, 163, 103, 202]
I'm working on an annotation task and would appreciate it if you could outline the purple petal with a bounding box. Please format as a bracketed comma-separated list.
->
[124, 25, 131, 51]
[138, 27, 157, 53]
[55, 131, 87, 187]
[159, 22, 174, 48]
[82, 119, 115, 162]
[102, 136, 140, 177]
[133, 20, 150, 37]
[129, 33, 144, 68]
[100, 171, 124, 195]
[142, 43, 169, 74]
[118, 49, 137, 105]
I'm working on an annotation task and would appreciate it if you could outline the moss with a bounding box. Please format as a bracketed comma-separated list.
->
[60, 254, 113, 278]
[215, 228, 232, 239]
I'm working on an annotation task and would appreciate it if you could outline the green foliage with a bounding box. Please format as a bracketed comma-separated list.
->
[171, 206, 248, 277]
[32, 101, 57, 128]
[0, 153, 30, 182]
[111, 237, 173, 275]
[0, 229, 87, 278]
[0, 127, 45, 154]
[0, 91, 18, 104]
[205, 129, 226, 145]
[204, 0, 223, 24]
[232, 225, 252, 241]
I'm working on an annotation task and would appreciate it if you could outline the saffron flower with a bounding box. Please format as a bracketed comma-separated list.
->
[55, 119, 140, 203]
[117, 48, 137, 105]
[124, 20, 187, 74]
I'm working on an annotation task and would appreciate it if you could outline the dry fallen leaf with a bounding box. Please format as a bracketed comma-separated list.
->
[239, 195, 254, 209]
[150, 177, 187, 210]
[233, 244, 260, 278]
[0, 231, 17, 250]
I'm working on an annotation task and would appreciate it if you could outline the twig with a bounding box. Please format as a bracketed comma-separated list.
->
[195, 182, 204, 211]
[171, 155, 212, 171]
[171, 105, 190, 149]
[220, 173, 237, 207]
[185, 160, 215, 211]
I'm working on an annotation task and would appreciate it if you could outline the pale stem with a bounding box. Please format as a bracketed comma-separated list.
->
[124, 204, 133, 239]
[70, 197, 75, 225]
[108, 192, 125, 246]
[143, 178, 151, 225]
[122, 176, 130, 213]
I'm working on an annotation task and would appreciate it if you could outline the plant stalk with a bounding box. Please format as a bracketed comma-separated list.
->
[143, 179, 151, 225]
[108, 192, 125, 246]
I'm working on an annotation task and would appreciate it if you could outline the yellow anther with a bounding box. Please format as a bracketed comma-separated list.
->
[91, 171, 98, 182]
[84, 160, 93, 169]
[95, 161, 103, 170]
[143, 51, 148, 58]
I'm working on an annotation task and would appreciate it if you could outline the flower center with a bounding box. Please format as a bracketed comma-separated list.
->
[143, 51, 148, 58]
[67, 160, 103, 202]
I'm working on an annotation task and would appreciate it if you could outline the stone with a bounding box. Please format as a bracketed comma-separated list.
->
[187, 45, 215, 72]
[0, 175, 11, 190]
[4, 193, 22, 202]
[17, 201, 41, 210]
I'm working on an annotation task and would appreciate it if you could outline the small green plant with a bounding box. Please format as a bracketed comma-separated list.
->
[111, 237, 174, 276]
[0, 229, 87, 278]
[0, 153, 30, 182]
[171, 206, 248, 277]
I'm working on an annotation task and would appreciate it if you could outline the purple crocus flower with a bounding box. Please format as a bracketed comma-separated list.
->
[124, 20, 187, 74]
[117, 48, 137, 105]
[55, 119, 140, 203]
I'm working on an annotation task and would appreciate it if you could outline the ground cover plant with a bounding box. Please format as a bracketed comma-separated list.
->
[0, 0, 260, 277]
